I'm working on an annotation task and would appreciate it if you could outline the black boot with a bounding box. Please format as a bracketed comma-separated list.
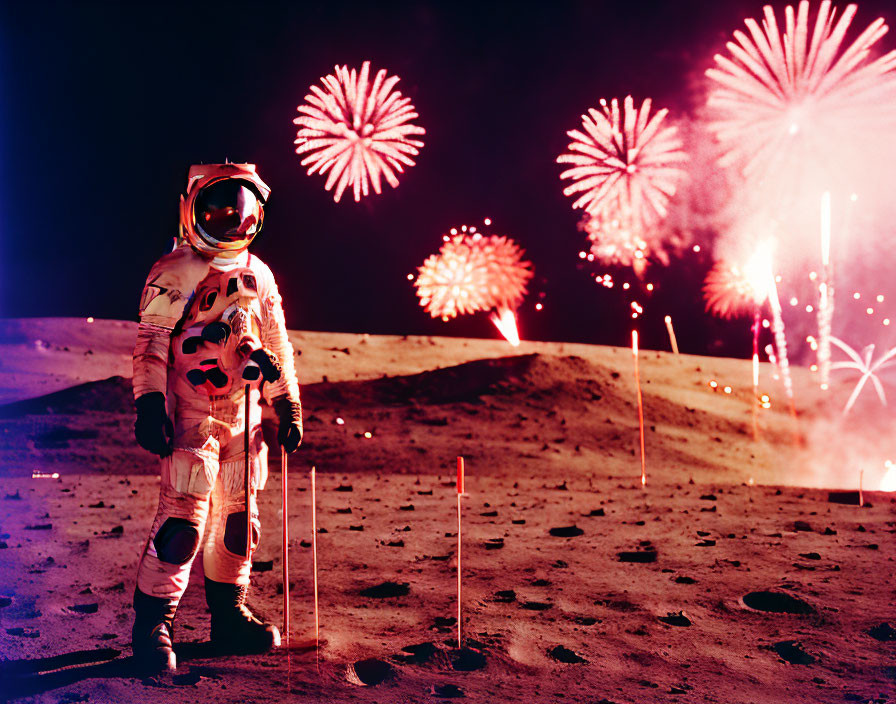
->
[205, 577, 280, 653]
[132, 588, 177, 673]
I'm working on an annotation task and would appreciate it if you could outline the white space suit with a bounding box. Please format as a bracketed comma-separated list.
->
[131, 163, 302, 672]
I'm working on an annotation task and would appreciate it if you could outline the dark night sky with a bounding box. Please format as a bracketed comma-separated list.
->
[2, 0, 894, 356]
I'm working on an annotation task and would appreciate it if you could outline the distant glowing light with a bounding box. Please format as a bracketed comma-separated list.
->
[867, 307, 874, 315]
[32, 472, 59, 479]
[723, 386, 732, 394]
[789, 297, 798, 306]
[293, 61, 425, 203]
[335, 417, 345, 425]
[762, 319, 770, 329]
[809, 272, 818, 281]
[882, 460, 896, 492]
[363, 431, 372, 439]
[805, 305, 813, 313]
[693, 245, 701, 253]
[623, 282, 630, 290]
[877, 295, 885, 303]
[646, 283, 654, 292]
[885, 319, 891, 326]
[484, 218, 492, 226]
[86, 317, 94, 323]
[810, 364, 818, 372]
[709, 380, 718, 389]
[578, 251, 587, 259]
[535, 302, 543, 311]
[407, 274, 414, 281]
[854, 292, 861, 300]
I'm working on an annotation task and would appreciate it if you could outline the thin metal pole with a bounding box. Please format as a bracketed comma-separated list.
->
[311, 466, 320, 665]
[281, 446, 289, 646]
[244, 384, 252, 561]
[632, 332, 646, 489]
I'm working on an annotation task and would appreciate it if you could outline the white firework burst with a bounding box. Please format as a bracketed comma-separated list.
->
[415, 233, 533, 321]
[294, 61, 425, 203]
[706, 1, 896, 181]
[557, 96, 687, 229]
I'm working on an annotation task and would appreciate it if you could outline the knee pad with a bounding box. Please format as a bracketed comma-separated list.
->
[153, 517, 201, 565]
[223, 511, 260, 556]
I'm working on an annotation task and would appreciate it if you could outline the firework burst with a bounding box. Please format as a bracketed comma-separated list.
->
[829, 337, 896, 414]
[414, 231, 533, 322]
[294, 61, 425, 203]
[557, 96, 687, 225]
[703, 261, 771, 319]
[706, 1, 896, 183]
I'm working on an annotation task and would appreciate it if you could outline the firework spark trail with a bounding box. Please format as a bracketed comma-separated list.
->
[294, 61, 425, 203]
[558, 96, 687, 274]
[829, 337, 896, 414]
[818, 191, 834, 389]
[767, 275, 797, 416]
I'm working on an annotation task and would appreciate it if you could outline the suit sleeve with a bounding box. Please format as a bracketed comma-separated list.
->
[258, 271, 302, 406]
[132, 255, 193, 399]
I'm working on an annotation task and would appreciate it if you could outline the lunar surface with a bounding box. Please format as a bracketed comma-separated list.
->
[1, 318, 894, 703]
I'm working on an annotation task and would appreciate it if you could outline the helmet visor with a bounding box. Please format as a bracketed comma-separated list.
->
[194, 179, 263, 243]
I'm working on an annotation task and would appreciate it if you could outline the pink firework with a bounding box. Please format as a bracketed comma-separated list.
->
[414, 231, 533, 322]
[706, 1, 896, 183]
[294, 61, 425, 203]
[557, 96, 687, 226]
[703, 261, 771, 319]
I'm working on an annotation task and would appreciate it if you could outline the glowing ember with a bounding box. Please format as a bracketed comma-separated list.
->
[293, 61, 425, 202]
[829, 337, 896, 414]
[414, 230, 533, 323]
[558, 96, 686, 275]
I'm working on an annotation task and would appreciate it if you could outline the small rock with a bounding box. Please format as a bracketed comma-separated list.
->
[493, 590, 516, 603]
[251, 560, 273, 572]
[799, 552, 821, 560]
[771, 640, 815, 664]
[4, 491, 22, 500]
[67, 603, 99, 614]
[549, 525, 584, 538]
[587, 508, 605, 517]
[658, 612, 691, 627]
[25, 524, 52, 531]
[360, 581, 409, 598]
[431, 683, 465, 698]
[793, 520, 812, 532]
[450, 647, 486, 671]
[335, 485, 353, 492]
[618, 549, 658, 563]
[520, 601, 553, 611]
[548, 645, 587, 664]
[868, 623, 896, 642]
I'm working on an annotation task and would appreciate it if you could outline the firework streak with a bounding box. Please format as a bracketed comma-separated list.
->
[818, 192, 834, 389]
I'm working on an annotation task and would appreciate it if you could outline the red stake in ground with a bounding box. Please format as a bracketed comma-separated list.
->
[456, 456, 464, 649]
[632, 332, 647, 488]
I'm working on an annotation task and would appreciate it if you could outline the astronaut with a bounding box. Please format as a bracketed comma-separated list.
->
[131, 163, 303, 672]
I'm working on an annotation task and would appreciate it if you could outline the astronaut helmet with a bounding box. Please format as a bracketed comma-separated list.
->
[179, 163, 271, 257]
